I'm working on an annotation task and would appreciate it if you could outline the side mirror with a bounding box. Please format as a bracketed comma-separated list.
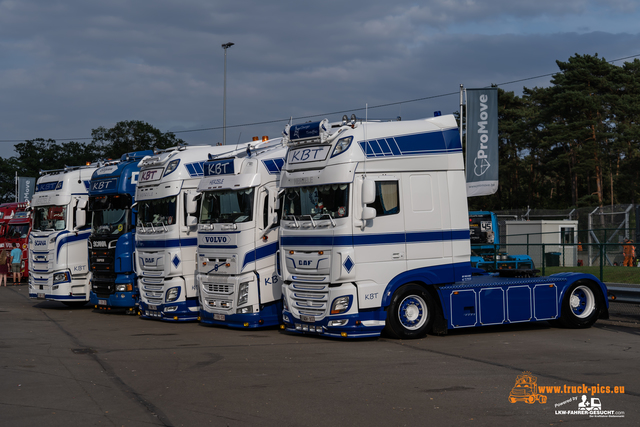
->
[185, 193, 199, 214]
[75, 209, 86, 229]
[362, 206, 376, 220]
[75, 198, 87, 229]
[362, 179, 376, 205]
[186, 215, 198, 227]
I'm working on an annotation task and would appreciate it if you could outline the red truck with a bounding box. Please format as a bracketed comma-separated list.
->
[0, 202, 30, 280]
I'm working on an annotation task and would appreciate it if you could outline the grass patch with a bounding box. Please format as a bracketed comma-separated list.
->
[542, 266, 640, 284]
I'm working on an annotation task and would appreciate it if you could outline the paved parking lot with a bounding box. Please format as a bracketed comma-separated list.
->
[1, 284, 638, 426]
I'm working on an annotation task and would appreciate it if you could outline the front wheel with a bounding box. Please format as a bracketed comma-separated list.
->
[557, 281, 602, 328]
[384, 284, 435, 339]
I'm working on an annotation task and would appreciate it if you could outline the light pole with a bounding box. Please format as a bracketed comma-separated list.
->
[221, 42, 234, 145]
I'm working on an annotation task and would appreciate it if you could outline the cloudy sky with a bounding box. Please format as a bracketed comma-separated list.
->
[1, 0, 639, 155]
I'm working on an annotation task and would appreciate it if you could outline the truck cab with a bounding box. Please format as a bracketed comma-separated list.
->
[29, 165, 96, 306]
[194, 137, 287, 328]
[136, 145, 229, 321]
[89, 151, 153, 312]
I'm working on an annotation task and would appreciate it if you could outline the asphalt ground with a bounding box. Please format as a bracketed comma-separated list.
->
[1, 284, 638, 427]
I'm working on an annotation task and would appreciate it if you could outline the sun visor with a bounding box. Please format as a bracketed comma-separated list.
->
[197, 173, 261, 192]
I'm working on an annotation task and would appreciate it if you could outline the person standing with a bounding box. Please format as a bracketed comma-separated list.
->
[623, 238, 634, 267]
[10, 243, 22, 284]
[0, 247, 8, 286]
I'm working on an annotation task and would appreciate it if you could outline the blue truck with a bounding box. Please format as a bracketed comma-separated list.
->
[469, 211, 535, 272]
[88, 151, 152, 313]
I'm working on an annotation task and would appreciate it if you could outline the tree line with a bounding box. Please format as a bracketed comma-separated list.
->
[0, 120, 184, 202]
[469, 53, 640, 211]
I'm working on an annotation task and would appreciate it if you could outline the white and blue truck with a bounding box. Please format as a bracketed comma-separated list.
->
[29, 164, 97, 306]
[194, 137, 288, 328]
[88, 151, 152, 313]
[279, 114, 609, 338]
[135, 145, 227, 321]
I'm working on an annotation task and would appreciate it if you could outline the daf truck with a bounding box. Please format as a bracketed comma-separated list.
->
[29, 164, 96, 306]
[194, 137, 287, 328]
[136, 145, 228, 321]
[89, 151, 152, 313]
[279, 114, 608, 339]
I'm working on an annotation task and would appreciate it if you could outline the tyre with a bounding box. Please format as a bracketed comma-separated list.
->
[557, 281, 601, 328]
[384, 284, 435, 339]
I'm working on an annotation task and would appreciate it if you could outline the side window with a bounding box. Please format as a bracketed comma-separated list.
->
[262, 193, 269, 229]
[367, 181, 399, 216]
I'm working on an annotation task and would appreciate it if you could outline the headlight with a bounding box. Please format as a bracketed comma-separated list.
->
[166, 287, 180, 302]
[116, 284, 133, 292]
[331, 136, 353, 158]
[330, 296, 351, 314]
[49, 236, 56, 244]
[238, 282, 250, 306]
[53, 272, 69, 284]
[164, 159, 180, 176]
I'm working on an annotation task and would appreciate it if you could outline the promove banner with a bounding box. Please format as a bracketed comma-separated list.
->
[466, 87, 498, 197]
[18, 176, 36, 203]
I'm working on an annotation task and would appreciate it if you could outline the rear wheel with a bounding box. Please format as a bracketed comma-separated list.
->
[385, 284, 435, 339]
[557, 281, 601, 328]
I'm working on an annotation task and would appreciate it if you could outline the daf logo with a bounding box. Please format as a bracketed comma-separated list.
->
[35, 240, 47, 246]
[298, 260, 312, 266]
[144, 258, 156, 264]
[93, 241, 107, 248]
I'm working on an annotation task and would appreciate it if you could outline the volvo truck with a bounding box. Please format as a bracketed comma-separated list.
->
[194, 137, 287, 328]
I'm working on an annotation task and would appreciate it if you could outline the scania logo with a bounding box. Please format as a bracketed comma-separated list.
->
[205, 236, 228, 243]
[93, 241, 107, 248]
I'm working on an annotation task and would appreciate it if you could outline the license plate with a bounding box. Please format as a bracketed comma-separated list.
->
[214, 314, 226, 321]
[37, 293, 45, 299]
[98, 300, 107, 306]
[300, 315, 315, 322]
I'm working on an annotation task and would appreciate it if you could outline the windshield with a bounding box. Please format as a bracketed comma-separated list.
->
[90, 194, 132, 236]
[283, 184, 349, 220]
[137, 196, 177, 228]
[200, 188, 254, 224]
[7, 224, 30, 239]
[33, 206, 67, 231]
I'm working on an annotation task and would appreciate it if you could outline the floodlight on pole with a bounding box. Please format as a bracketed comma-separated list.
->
[221, 42, 235, 145]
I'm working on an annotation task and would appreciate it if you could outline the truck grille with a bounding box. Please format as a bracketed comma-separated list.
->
[203, 283, 231, 294]
[290, 283, 328, 317]
[141, 283, 163, 305]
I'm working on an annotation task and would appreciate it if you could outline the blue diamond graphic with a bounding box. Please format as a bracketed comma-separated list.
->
[343, 256, 354, 273]
[172, 255, 181, 268]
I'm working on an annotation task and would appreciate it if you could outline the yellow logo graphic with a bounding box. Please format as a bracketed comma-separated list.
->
[509, 371, 547, 404]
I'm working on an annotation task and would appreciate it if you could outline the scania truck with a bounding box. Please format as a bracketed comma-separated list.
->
[194, 137, 287, 328]
[279, 114, 608, 338]
[29, 164, 96, 306]
[88, 151, 152, 313]
[136, 145, 228, 321]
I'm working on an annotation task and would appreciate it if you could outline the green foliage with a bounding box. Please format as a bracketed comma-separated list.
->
[90, 120, 184, 160]
[471, 53, 640, 211]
